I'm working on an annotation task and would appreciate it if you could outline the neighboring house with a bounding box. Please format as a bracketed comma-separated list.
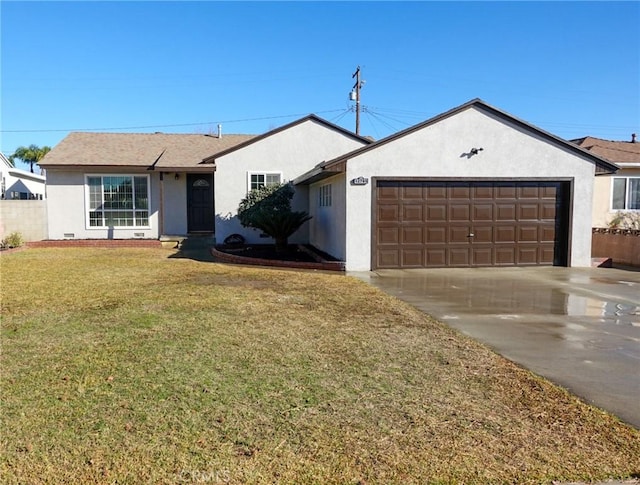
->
[294, 99, 618, 271]
[571, 135, 640, 228]
[1, 152, 46, 200]
[38, 116, 371, 243]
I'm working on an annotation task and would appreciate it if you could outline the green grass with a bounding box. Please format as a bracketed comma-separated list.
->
[1, 248, 639, 484]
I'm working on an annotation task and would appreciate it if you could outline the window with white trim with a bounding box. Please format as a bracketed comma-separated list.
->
[319, 183, 332, 207]
[86, 175, 150, 227]
[248, 172, 281, 191]
[612, 177, 640, 210]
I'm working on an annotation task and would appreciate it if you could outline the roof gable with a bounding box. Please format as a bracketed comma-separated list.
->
[201, 114, 372, 164]
[316, 98, 618, 175]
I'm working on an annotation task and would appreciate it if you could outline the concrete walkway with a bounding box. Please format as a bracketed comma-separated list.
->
[353, 266, 640, 429]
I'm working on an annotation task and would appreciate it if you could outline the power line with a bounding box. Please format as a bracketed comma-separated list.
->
[363, 109, 401, 134]
[329, 109, 352, 124]
[0, 109, 346, 134]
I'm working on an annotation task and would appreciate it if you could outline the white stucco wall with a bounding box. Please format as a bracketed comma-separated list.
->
[592, 168, 640, 228]
[162, 174, 189, 235]
[214, 119, 368, 245]
[308, 173, 347, 260]
[46, 169, 160, 240]
[341, 106, 597, 271]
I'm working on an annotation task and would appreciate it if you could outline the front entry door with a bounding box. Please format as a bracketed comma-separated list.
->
[187, 174, 214, 232]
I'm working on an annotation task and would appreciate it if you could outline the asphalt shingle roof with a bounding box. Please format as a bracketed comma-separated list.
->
[39, 132, 256, 169]
[571, 136, 640, 165]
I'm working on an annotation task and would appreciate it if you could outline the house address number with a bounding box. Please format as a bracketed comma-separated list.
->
[350, 176, 369, 186]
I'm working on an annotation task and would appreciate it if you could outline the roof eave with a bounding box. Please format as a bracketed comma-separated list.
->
[153, 166, 216, 173]
[39, 164, 155, 171]
[6, 169, 46, 181]
[293, 165, 344, 186]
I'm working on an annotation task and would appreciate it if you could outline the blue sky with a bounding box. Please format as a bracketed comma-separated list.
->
[1, 1, 639, 169]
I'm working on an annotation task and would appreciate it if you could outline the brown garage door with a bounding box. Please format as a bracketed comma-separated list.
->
[374, 180, 570, 269]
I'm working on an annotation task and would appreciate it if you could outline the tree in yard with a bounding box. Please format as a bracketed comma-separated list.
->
[237, 182, 312, 253]
[8, 144, 51, 173]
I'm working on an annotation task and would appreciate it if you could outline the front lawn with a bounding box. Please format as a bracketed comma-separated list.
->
[1, 248, 639, 484]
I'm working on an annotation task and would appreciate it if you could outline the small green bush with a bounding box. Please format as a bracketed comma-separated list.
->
[1, 231, 24, 249]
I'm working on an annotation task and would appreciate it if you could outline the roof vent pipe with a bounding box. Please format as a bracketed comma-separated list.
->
[218, 124, 222, 139]
[632, 133, 636, 143]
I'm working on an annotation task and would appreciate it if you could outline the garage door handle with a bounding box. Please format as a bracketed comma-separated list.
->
[467, 233, 475, 237]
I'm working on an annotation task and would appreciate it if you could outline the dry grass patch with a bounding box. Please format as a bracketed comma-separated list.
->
[1, 248, 639, 484]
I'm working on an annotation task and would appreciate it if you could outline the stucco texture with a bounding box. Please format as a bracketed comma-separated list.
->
[213, 119, 368, 245]
[311, 106, 598, 271]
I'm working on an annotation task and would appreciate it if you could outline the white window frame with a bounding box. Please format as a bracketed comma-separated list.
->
[85, 174, 151, 229]
[610, 176, 640, 211]
[319, 183, 332, 207]
[247, 171, 282, 192]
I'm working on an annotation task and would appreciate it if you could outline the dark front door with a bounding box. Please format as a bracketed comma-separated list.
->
[187, 174, 214, 232]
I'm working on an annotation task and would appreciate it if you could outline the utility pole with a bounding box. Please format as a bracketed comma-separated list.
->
[350, 66, 364, 135]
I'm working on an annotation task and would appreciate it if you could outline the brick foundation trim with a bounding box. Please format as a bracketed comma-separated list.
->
[27, 239, 162, 249]
[210, 246, 345, 271]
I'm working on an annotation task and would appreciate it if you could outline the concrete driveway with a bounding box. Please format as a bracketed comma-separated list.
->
[353, 266, 640, 428]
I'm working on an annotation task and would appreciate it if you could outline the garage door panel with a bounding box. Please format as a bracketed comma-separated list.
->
[378, 204, 399, 221]
[425, 227, 446, 244]
[473, 185, 494, 199]
[449, 248, 471, 266]
[378, 227, 399, 245]
[374, 180, 568, 269]
[496, 186, 517, 198]
[377, 186, 399, 200]
[402, 186, 424, 199]
[518, 247, 539, 264]
[496, 204, 516, 221]
[541, 185, 558, 198]
[540, 247, 555, 264]
[402, 249, 424, 267]
[450, 185, 471, 199]
[495, 247, 516, 265]
[519, 226, 539, 242]
[473, 204, 493, 221]
[541, 203, 556, 220]
[540, 225, 556, 242]
[473, 226, 493, 243]
[450, 226, 472, 243]
[518, 204, 540, 220]
[426, 186, 447, 199]
[426, 205, 447, 221]
[519, 186, 540, 198]
[402, 226, 423, 244]
[425, 249, 446, 266]
[450, 204, 471, 221]
[472, 248, 493, 265]
[403, 204, 423, 222]
[377, 249, 400, 268]
[496, 226, 516, 242]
